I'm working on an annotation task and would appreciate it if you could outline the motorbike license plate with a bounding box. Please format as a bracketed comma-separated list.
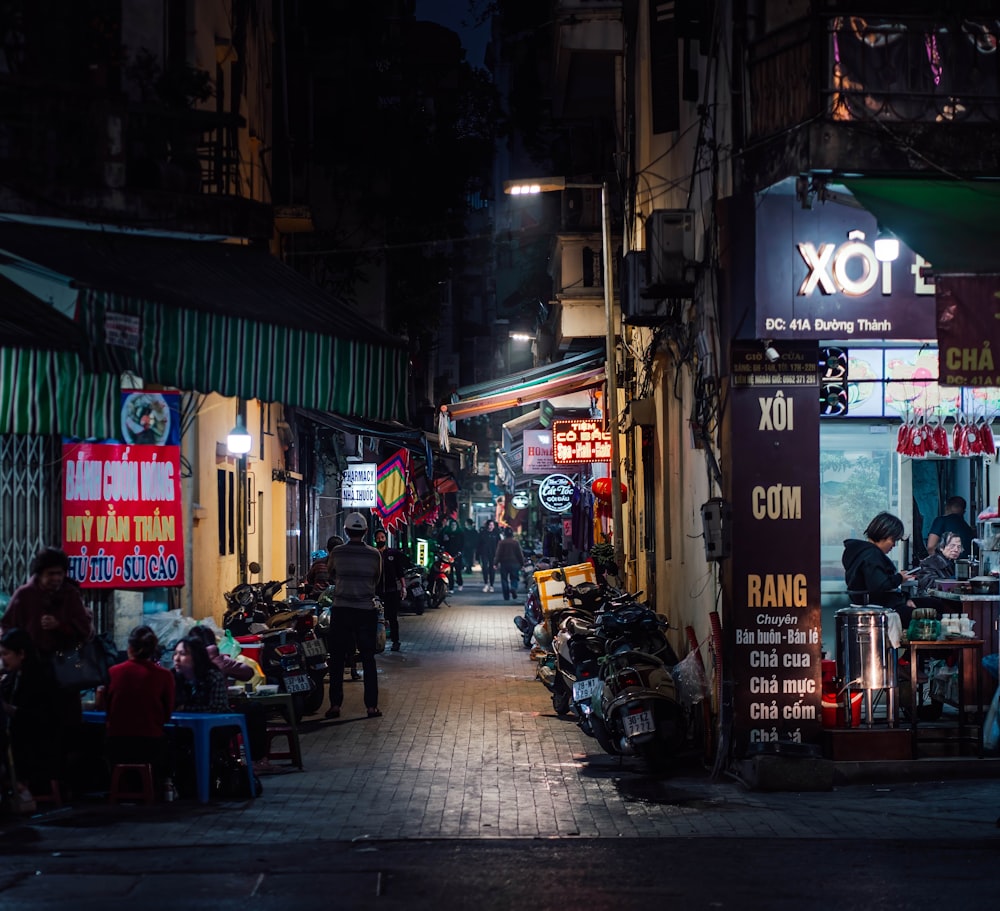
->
[283, 674, 312, 693]
[411, 586, 424, 597]
[624, 710, 655, 736]
[302, 638, 327, 657]
[572, 677, 601, 702]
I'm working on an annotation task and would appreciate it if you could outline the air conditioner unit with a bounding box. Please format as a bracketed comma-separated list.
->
[622, 250, 670, 326]
[471, 479, 491, 497]
[646, 209, 695, 292]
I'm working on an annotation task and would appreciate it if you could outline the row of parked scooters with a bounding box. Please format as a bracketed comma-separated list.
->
[219, 547, 459, 719]
[515, 563, 707, 775]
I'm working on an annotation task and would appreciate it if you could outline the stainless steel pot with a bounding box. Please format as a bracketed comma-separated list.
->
[835, 607, 896, 690]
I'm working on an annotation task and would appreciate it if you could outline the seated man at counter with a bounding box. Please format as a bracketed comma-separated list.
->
[926, 496, 974, 558]
[842, 512, 917, 626]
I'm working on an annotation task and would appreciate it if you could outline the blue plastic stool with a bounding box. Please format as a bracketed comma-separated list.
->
[170, 712, 257, 803]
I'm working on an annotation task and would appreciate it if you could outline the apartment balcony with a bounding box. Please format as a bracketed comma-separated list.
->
[549, 231, 619, 351]
[742, 12, 1000, 190]
[552, 0, 621, 119]
[0, 77, 272, 238]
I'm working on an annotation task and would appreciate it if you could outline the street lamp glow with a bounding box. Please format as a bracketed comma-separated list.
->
[873, 232, 900, 263]
[509, 332, 534, 341]
[503, 177, 567, 195]
[504, 173, 625, 572]
[226, 415, 252, 455]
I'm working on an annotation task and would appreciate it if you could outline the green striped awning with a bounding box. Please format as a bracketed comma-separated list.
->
[0, 224, 411, 423]
[0, 347, 119, 437]
[81, 291, 408, 420]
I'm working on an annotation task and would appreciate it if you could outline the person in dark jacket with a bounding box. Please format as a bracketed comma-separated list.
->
[494, 527, 526, 601]
[842, 512, 917, 626]
[0, 628, 62, 805]
[476, 520, 501, 592]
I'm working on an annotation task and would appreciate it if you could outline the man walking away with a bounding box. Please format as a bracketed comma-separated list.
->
[495, 527, 526, 601]
[326, 513, 383, 719]
[477, 519, 500, 592]
[462, 519, 478, 573]
[374, 528, 407, 652]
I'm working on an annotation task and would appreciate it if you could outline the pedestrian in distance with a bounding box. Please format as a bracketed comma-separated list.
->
[477, 519, 500, 593]
[495, 527, 526, 601]
[437, 517, 464, 591]
[462, 518, 478, 572]
[374, 527, 407, 652]
[326, 512, 384, 719]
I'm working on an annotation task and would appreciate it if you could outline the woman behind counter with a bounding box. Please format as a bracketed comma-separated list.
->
[913, 532, 964, 595]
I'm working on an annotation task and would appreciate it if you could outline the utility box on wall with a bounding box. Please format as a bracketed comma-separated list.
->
[701, 497, 731, 561]
[622, 209, 696, 325]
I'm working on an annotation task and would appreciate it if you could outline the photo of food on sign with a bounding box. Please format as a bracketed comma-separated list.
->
[121, 392, 174, 446]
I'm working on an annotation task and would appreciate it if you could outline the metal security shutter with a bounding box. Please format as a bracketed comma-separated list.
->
[0, 433, 113, 630]
[0, 433, 61, 595]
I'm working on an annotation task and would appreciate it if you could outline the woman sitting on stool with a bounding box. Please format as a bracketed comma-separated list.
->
[104, 625, 175, 785]
[842, 511, 918, 627]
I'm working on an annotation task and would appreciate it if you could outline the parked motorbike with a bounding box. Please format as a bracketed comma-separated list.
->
[401, 565, 429, 614]
[428, 547, 455, 608]
[532, 578, 609, 716]
[588, 603, 687, 775]
[513, 556, 553, 648]
[223, 574, 326, 717]
[541, 577, 639, 722]
[513, 582, 544, 648]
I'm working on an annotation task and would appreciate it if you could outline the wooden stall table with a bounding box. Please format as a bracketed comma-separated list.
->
[907, 639, 984, 758]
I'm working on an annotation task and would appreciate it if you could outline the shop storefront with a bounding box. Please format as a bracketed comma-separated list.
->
[719, 181, 999, 761]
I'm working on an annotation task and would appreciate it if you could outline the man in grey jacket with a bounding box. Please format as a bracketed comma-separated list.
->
[326, 512, 383, 719]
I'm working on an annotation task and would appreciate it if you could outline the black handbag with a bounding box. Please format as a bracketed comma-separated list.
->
[50, 637, 113, 691]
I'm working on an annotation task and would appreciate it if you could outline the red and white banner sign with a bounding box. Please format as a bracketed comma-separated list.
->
[62, 442, 185, 588]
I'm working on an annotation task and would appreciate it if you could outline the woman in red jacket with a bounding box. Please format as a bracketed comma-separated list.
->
[104, 626, 175, 779]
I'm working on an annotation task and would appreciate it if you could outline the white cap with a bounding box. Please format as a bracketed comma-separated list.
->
[344, 512, 368, 534]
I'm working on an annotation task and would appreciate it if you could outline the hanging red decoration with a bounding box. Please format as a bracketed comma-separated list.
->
[591, 477, 628, 504]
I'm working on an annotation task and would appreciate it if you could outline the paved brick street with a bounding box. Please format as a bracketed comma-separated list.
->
[4, 585, 1000, 852]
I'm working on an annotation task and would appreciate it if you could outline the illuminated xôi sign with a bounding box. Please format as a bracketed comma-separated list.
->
[552, 419, 611, 464]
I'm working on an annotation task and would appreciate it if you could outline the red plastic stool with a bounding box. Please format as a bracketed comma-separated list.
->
[109, 763, 155, 805]
[264, 724, 303, 769]
[33, 779, 63, 808]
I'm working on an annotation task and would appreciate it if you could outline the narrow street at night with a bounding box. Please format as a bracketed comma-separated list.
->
[2, 590, 998, 910]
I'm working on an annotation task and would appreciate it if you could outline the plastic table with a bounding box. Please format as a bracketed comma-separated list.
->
[83, 710, 258, 803]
